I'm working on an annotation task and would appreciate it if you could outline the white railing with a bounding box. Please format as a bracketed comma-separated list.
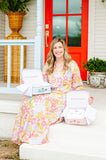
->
[0, 39, 35, 94]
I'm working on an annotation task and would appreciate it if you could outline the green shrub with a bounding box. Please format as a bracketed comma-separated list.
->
[83, 57, 106, 73]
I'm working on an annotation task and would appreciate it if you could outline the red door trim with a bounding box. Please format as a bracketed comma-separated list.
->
[81, 0, 89, 79]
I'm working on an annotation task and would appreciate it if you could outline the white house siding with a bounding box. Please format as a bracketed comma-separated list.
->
[0, 11, 5, 81]
[94, 0, 106, 60]
[88, 0, 106, 60]
[5, 0, 37, 69]
[41, 0, 45, 68]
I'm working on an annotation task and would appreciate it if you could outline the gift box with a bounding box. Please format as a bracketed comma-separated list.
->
[17, 69, 52, 96]
[61, 91, 96, 125]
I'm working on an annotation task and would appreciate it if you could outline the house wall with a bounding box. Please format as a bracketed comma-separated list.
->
[88, 0, 106, 60]
[94, 0, 106, 59]
[5, 0, 37, 69]
[42, 0, 45, 67]
[1, 0, 106, 77]
[0, 11, 5, 81]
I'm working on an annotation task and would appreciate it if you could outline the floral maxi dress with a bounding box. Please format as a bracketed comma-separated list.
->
[12, 60, 84, 145]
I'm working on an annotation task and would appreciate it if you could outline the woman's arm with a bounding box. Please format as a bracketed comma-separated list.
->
[42, 64, 49, 82]
[71, 61, 84, 90]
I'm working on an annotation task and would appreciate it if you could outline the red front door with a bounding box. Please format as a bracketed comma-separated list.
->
[45, 0, 89, 80]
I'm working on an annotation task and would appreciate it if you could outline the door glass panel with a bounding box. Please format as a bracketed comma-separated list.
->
[53, 16, 66, 41]
[68, 0, 82, 14]
[68, 16, 81, 46]
[53, 0, 66, 14]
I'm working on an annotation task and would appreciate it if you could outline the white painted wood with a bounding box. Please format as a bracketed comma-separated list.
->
[88, 0, 96, 59]
[0, 87, 20, 94]
[86, 0, 106, 60]
[0, 39, 35, 45]
[20, 45, 24, 80]
[0, 39, 35, 93]
[0, 11, 5, 81]
[41, 0, 45, 67]
[34, 0, 43, 69]
[7, 46, 11, 88]
[94, 0, 106, 60]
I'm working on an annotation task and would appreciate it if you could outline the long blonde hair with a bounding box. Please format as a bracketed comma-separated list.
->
[46, 37, 72, 74]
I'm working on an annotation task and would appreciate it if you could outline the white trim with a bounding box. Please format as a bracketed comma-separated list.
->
[88, 0, 96, 59]
[20, 45, 24, 80]
[36, 0, 43, 36]
[0, 39, 35, 94]
[0, 39, 35, 45]
[34, 0, 43, 69]
[0, 87, 20, 94]
[7, 45, 11, 88]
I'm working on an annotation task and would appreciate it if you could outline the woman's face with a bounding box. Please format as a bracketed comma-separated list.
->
[53, 42, 64, 59]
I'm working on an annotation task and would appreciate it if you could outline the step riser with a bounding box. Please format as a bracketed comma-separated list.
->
[20, 146, 105, 160]
[0, 113, 16, 139]
[0, 100, 20, 139]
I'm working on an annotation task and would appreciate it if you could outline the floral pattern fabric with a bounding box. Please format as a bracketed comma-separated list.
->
[12, 60, 84, 145]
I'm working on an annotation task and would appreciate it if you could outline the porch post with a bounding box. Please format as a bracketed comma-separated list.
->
[34, 0, 43, 69]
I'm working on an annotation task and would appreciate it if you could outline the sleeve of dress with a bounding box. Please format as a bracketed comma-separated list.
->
[42, 64, 49, 82]
[71, 61, 85, 90]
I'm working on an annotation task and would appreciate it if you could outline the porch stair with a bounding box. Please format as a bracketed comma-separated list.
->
[0, 85, 106, 160]
[20, 85, 106, 160]
[0, 94, 21, 139]
[20, 110, 106, 160]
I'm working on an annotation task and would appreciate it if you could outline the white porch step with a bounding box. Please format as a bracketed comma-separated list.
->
[20, 110, 106, 160]
[0, 97, 21, 139]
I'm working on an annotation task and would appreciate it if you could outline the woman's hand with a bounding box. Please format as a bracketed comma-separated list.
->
[20, 80, 24, 84]
[88, 96, 94, 105]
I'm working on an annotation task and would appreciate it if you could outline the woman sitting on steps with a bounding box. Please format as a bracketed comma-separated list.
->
[12, 37, 94, 145]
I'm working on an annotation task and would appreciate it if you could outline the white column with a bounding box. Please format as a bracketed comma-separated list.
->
[88, 0, 96, 59]
[34, 0, 43, 69]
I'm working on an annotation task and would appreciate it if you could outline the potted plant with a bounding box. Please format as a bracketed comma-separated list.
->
[0, 0, 31, 37]
[0, 0, 31, 83]
[83, 57, 106, 88]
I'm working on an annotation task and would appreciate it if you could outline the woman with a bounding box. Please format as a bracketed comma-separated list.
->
[12, 37, 93, 145]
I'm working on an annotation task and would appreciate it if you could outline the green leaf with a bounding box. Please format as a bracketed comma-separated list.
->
[83, 57, 106, 73]
[20, 0, 25, 2]
[0, 0, 31, 12]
